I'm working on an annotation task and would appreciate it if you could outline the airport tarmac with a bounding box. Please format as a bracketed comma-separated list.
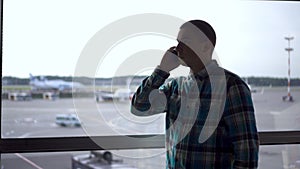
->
[1, 87, 300, 168]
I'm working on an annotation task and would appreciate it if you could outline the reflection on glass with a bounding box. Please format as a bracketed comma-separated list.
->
[1, 150, 166, 169]
[2, 145, 300, 169]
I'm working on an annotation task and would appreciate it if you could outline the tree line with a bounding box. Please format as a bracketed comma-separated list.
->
[2, 76, 300, 87]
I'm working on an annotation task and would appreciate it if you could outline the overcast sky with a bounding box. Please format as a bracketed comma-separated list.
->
[2, 0, 300, 78]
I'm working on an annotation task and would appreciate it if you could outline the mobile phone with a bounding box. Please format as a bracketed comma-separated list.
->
[170, 47, 178, 56]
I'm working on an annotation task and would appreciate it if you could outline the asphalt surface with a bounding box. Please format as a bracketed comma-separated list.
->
[1, 87, 300, 169]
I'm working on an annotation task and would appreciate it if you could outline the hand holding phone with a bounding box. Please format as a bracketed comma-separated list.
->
[159, 46, 180, 72]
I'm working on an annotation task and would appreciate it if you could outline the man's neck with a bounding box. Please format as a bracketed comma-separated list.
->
[190, 61, 206, 74]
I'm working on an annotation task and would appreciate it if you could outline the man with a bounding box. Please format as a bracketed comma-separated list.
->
[131, 20, 259, 169]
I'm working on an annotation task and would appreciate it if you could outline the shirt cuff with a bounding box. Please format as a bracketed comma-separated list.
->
[155, 66, 170, 78]
[147, 66, 170, 88]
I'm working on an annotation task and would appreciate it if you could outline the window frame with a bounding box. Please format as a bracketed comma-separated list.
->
[1, 132, 300, 154]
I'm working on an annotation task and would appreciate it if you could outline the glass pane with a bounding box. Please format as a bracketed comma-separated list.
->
[253, 87, 300, 131]
[1, 149, 166, 169]
[1, 98, 165, 137]
[2, 0, 300, 138]
[259, 145, 300, 169]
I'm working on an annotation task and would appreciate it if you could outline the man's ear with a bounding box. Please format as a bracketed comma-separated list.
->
[197, 41, 213, 65]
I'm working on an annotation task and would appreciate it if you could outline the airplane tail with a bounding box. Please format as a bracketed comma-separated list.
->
[29, 73, 40, 84]
[29, 74, 49, 82]
[29, 73, 37, 82]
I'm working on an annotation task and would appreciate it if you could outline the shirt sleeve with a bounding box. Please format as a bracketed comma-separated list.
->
[223, 82, 259, 169]
[130, 67, 172, 116]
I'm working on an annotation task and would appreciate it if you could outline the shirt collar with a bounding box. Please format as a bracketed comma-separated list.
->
[189, 60, 219, 80]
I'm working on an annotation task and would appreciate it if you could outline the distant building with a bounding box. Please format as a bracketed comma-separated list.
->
[8, 92, 32, 101]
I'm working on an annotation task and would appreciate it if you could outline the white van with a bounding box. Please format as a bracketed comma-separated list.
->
[55, 114, 81, 127]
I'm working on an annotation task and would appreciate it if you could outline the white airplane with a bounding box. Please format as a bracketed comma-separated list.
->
[29, 73, 84, 91]
[95, 88, 133, 102]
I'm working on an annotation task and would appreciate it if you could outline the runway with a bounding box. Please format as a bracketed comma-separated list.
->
[1, 87, 300, 168]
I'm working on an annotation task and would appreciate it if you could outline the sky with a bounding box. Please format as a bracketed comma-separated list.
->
[2, 0, 300, 78]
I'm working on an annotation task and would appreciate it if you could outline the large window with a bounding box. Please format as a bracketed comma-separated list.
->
[1, 0, 300, 168]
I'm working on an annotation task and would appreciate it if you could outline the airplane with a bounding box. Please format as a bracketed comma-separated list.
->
[29, 73, 84, 92]
[95, 88, 134, 102]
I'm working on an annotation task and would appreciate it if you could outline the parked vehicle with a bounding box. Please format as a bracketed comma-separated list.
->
[72, 151, 138, 169]
[55, 114, 81, 127]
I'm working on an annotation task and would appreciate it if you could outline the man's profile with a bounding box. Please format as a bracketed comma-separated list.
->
[131, 20, 259, 169]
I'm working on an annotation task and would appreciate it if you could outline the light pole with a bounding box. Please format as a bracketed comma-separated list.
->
[283, 36, 294, 102]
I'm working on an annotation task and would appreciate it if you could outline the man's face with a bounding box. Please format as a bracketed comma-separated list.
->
[176, 41, 193, 67]
[176, 28, 204, 67]
[176, 27, 213, 68]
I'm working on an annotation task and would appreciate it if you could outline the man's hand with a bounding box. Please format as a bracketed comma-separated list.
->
[159, 47, 180, 72]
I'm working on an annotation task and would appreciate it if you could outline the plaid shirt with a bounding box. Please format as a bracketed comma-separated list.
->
[131, 60, 259, 169]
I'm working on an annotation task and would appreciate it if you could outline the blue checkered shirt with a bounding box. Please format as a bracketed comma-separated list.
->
[131, 61, 259, 169]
